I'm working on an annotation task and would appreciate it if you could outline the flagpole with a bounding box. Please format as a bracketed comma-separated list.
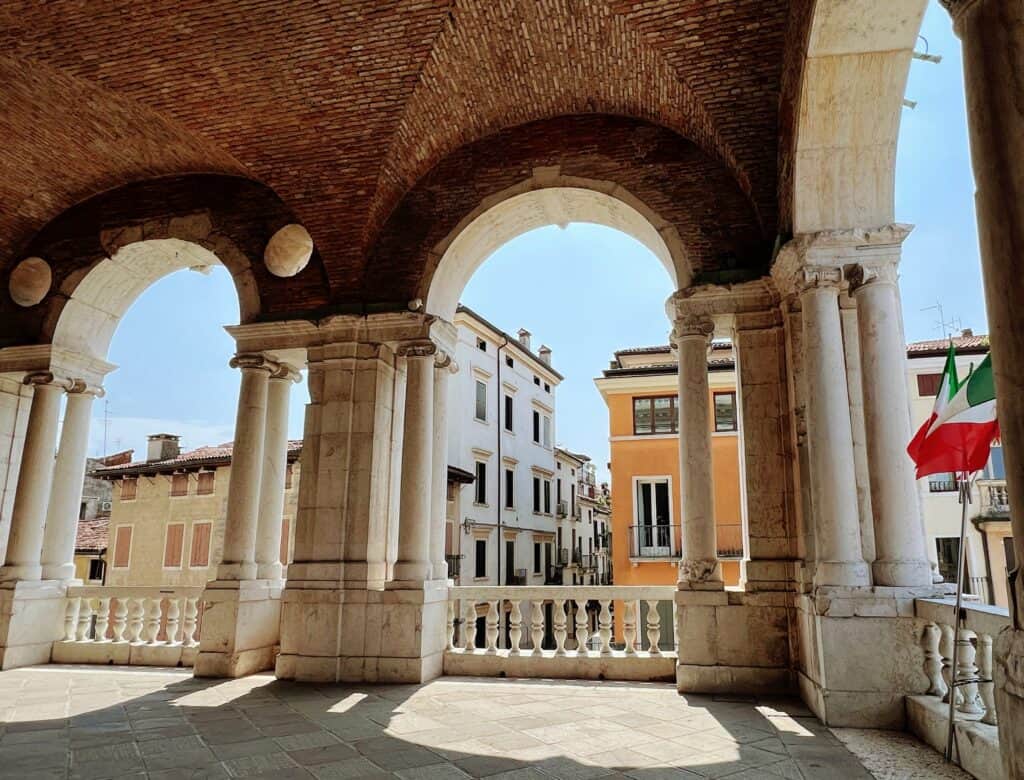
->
[945, 470, 973, 763]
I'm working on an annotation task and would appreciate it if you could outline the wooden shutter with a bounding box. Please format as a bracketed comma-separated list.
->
[171, 473, 189, 497]
[279, 517, 291, 564]
[164, 523, 184, 567]
[189, 523, 211, 567]
[120, 477, 137, 501]
[197, 471, 215, 495]
[113, 526, 132, 567]
[917, 373, 942, 397]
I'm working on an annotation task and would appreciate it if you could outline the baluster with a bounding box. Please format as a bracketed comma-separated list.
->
[144, 598, 162, 644]
[939, 623, 959, 705]
[508, 600, 523, 656]
[978, 634, 998, 726]
[166, 598, 181, 644]
[463, 602, 477, 651]
[574, 598, 589, 656]
[76, 597, 94, 641]
[922, 622, 945, 697]
[63, 597, 80, 641]
[956, 628, 983, 715]
[446, 600, 456, 651]
[598, 600, 612, 656]
[623, 600, 637, 655]
[485, 600, 499, 654]
[645, 599, 662, 655]
[94, 597, 111, 642]
[553, 599, 567, 656]
[182, 597, 199, 647]
[531, 601, 544, 655]
[111, 597, 128, 642]
[128, 598, 145, 643]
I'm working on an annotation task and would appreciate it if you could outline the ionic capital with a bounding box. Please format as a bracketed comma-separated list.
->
[23, 371, 75, 391]
[66, 379, 105, 398]
[397, 340, 438, 359]
[670, 314, 716, 347]
[229, 353, 278, 373]
[845, 261, 899, 294]
[270, 364, 302, 383]
[434, 350, 458, 373]
[795, 265, 844, 295]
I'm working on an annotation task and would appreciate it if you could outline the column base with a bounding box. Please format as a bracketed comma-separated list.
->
[794, 585, 945, 728]
[871, 558, 933, 588]
[276, 579, 448, 683]
[193, 579, 282, 678]
[812, 559, 871, 588]
[0, 579, 66, 670]
[994, 625, 1024, 779]
[0, 564, 42, 583]
[40, 563, 78, 581]
[214, 561, 258, 581]
[675, 589, 792, 696]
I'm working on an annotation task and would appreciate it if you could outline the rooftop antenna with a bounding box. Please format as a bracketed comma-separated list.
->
[102, 398, 110, 457]
[922, 301, 962, 339]
[905, 36, 942, 110]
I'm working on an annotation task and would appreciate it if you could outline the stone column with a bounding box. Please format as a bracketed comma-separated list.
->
[430, 352, 456, 581]
[798, 268, 869, 588]
[254, 365, 298, 582]
[944, 1, 1024, 773]
[216, 354, 273, 581]
[0, 374, 65, 582]
[41, 382, 102, 581]
[849, 261, 932, 587]
[393, 343, 435, 585]
[673, 314, 722, 588]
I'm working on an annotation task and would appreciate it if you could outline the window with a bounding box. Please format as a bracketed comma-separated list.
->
[505, 355, 514, 368]
[633, 396, 678, 435]
[280, 517, 291, 565]
[534, 376, 540, 386]
[475, 539, 487, 578]
[504, 395, 513, 432]
[87, 558, 105, 582]
[532, 410, 540, 442]
[714, 392, 738, 432]
[163, 523, 185, 568]
[197, 471, 215, 495]
[120, 477, 137, 501]
[170, 473, 189, 497]
[917, 372, 943, 397]
[504, 468, 514, 509]
[112, 526, 133, 568]
[505, 540, 515, 584]
[477, 338, 487, 351]
[285, 464, 294, 489]
[474, 462, 487, 504]
[935, 537, 964, 584]
[928, 472, 959, 493]
[533, 477, 541, 512]
[189, 522, 212, 568]
[988, 446, 1005, 480]
[542, 416, 551, 448]
[635, 477, 672, 555]
[543, 479, 551, 514]
[475, 380, 487, 421]
[544, 383, 550, 393]
[533, 543, 541, 574]
[1004, 536, 1017, 572]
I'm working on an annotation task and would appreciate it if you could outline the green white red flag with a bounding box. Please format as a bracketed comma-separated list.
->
[907, 343, 999, 478]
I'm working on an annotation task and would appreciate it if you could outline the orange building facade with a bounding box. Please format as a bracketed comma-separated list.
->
[595, 343, 743, 594]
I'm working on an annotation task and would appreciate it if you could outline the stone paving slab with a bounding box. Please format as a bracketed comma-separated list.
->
[0, 666, 939, 779]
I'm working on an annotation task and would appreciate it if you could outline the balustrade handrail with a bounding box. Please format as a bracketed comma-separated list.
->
[67, 585, 204, 600]
[450, 584, 676, 600]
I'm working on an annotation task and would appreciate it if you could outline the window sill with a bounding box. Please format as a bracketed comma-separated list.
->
[473, 502, 490, 508]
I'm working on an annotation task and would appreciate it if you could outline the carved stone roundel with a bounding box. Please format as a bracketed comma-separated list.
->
[264, 224, 313, 278]
[9, 256, 52, 307]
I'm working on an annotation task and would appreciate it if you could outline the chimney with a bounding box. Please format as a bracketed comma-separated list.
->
[961, 328, 974, 337]
[146, 434, 180, 463]
[539, 345, 552, 365]
[517, 328, 531, 351]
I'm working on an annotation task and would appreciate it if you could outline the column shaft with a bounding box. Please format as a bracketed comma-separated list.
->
[429, 360, 451, 580]
[217, 357, 272, 581]
[393, 349, 434, 584]
[255, 371, 294, 581]
[675, 317, 722, 587]
[800, 277, 869, 587]
[0, 379, 63, 582]
[853, 269, 931, 586]
[41, 388, 97, 580]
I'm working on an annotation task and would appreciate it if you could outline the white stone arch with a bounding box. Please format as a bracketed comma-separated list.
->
[47, 238, 248, 364]
[792, 0, 928, 233]
[423, 175, 686, 321]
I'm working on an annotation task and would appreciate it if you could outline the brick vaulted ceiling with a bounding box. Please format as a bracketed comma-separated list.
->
[0, 0, 800, 335]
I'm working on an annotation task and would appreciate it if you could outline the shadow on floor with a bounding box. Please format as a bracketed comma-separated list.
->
[0, 665, 877, 779]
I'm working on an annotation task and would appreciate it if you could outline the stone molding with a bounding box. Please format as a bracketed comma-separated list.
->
[679, 558, 719, 583]
[0, 344, 117, 388]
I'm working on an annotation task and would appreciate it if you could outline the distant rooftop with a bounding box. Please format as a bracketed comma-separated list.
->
[91, 440, 303, 478]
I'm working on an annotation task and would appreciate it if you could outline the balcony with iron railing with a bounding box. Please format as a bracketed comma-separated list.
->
[556, 500, 568, 518]
[629, 524, 680, 560]
[715, 524, 744, 559]
[979, 480, 1009, 517]
[445, 554, 463, 579]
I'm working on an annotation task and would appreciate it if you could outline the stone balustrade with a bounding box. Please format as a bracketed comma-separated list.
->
[908, 598, 1010, 780]
[51, 586, 204, 668]
[444, 585, 677, 681]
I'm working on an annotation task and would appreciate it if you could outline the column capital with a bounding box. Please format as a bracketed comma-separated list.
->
[229, 353, 278, 373]
[846, 260, 899, 294]
[670, 314, 716, 347]
[269, 364, 302, 383]
[939, 0, 981, 27]
[66, 379, 105, 397]
[795, 265, 845, 295]
[396, 340, 438, 359]
[434, 350, 458, 373]
[22, 371, 75, 391]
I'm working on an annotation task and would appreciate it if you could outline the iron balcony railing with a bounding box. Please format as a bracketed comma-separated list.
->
[629, 524, 680, 559]
[445, 554, 463, 579]
[981, 482, 1010, 516]
[571, 548, 582, 566]
[715, 524, 744, 559]
[545, 565, 564, 585]
[557, 548, 570, 566]
[556, 500, 568, 518]
[581, 554, 597, 572]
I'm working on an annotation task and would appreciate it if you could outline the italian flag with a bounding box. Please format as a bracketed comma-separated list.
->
[907, 343, 999, 478]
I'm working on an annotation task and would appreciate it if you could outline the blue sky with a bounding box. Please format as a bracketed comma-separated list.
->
[89, 1, 985, 485]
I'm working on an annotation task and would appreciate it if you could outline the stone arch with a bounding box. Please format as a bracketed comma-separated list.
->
[788, 0, 929, 234]
[423, 176, 683, 321]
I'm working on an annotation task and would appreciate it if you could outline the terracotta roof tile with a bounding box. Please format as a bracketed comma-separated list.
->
[93, 439, 303, 477]
[75, 515, 108, 553]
